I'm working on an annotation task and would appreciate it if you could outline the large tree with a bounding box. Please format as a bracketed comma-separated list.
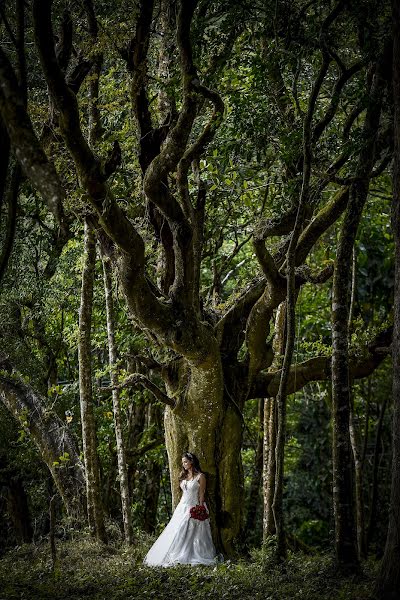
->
[0, 0, 393, 555]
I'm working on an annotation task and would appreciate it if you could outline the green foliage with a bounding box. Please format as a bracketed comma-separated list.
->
[0, 535, 378, 600]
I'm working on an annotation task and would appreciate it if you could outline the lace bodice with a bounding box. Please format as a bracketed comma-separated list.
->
[179, 476, 200, 506]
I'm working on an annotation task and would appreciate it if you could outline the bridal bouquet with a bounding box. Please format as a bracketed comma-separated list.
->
[190, 504, 209, 521]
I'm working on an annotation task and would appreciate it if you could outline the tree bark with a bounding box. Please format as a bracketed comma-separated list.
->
[78, 220, 106, 542]
[163, 344, 243, 556]
[263, 397, 277, 539]
[244, 398, 264, 538]
[102, 254, 132, 544]
[348, 250, 367, 559]
[331, 55, 384, 571]
[367, 396, 388, 549]
[349, 390, 367, 559]
[5, 476, 33, 543]
[374, 7, 400, 595]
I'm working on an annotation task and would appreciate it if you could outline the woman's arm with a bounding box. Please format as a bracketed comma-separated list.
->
[198, 473, 206, 505]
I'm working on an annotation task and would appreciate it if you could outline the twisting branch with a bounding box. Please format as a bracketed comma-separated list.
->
[254, 206, 298, 240]
[177, 84, 224, 222]
[100, 373, 175, 408]
[312, 61, 364, 143]
[250, 327, 392, 400]
[253, 234, 285, 288]
[32, 0, 95, 175]
[32, 0, 143, 253]
[55, 10, 73, 72]
[126, 0, 155, 160]
[295, 263, 334, 286]
[143, 0, 209, 303]
[32, 0, 202, 359]
[295, 187, 350, 265]
[0, 48, 68, 237]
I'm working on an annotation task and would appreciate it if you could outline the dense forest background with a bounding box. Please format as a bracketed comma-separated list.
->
[0, 0, 399, 598]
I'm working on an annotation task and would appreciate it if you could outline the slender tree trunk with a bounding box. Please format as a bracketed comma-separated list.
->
[78, 220, 106, 543]
[375, 6, 400, 596]
[361, 378, 371, 467]
[331, 55, 384, 571]
[263, 301, 285, 541]
[245, 398, 264, 537]
[125, 353, 147, 496]
[102, 254, 132, 544]
[331, 210, 362, 569]
[367, 396, 388, 549]
[349, 392, 367, 558]
[272, 36, 319, 558]
[348, 249, 367, 558]
[126, 397, 147, 496]
[263, 397, 277, 539]
[0, 162, 20, 284]
[143, 458, 162, 533]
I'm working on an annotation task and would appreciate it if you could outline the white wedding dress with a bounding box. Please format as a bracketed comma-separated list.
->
[143, 473, 217, 567]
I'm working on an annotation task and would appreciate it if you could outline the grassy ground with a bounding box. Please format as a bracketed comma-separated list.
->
[0, 530, 377, 600]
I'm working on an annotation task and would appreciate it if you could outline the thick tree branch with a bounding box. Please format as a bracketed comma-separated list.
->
[32, 0, 95, 174]
[142, 0, 205, 304]
[253, 235, 285, 287]
[0, 47, 68, 236]
[177, 85, 224, 222]
[100, 373, 175, 408]
[295, 263, 334, 286]
[127, 0, 154, 141]
[295, 187, 349, 265]
[249, 327, 392, 399]
[215, 277, 266, 354]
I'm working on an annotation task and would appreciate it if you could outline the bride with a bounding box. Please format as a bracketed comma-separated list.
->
[143, 452, 218, 567]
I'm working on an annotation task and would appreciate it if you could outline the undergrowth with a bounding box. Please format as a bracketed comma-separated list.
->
[0, 529, 377, 600]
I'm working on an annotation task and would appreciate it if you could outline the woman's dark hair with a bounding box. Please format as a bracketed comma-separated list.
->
[179, 452, 202, 481]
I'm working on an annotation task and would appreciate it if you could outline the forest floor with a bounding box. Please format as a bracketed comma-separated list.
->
[0, 529, 378, 600]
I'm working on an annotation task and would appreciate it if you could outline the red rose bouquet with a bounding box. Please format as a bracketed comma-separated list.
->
[189, 504, 209, 521]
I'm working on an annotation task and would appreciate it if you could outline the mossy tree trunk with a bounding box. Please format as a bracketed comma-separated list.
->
[349, 391, 367, 559]
[263, 397, 276, 540]
[163, 344, 244, 555]
[78, 220, 106, 543]
[245, 399, 264, 538]
[102, 254, 132, 545]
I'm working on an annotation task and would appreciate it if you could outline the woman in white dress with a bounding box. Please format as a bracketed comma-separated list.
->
[143, 452, 217, 567]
